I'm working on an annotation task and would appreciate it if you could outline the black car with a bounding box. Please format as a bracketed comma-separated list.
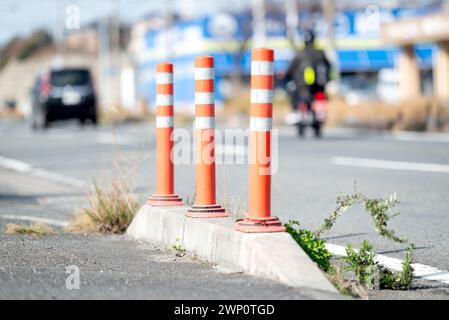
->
[31, 68, 97, 129]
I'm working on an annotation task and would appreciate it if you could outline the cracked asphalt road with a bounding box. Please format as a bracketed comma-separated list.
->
[1, 119, 449, 299]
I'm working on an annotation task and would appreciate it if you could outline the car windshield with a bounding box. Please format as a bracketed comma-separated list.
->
[50, 70, 90, 86]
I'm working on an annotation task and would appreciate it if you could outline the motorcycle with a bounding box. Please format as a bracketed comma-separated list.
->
[285, 91, 328, 137]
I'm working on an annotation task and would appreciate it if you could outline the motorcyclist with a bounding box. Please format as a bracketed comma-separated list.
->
[284, 29, 331, 137]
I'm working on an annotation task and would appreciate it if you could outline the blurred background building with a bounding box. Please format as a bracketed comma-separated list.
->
[1, 0, 449, 130]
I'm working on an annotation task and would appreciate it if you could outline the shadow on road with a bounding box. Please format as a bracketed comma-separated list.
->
[323, 232, 368, 241]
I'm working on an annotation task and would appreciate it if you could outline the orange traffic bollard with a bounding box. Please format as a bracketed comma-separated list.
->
[186, 56, 228, 218]
[147, 62, 183, 207]
[235, 48, 285, 232]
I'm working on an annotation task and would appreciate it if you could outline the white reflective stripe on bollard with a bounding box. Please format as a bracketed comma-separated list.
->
[195, 68, 214, 80]
[195, 92, 214, 105]
[156, 94, 173, 106]
[251, 61, 274, 75]
[156, 72, 173, 84]
[156, 116, 174, 128]
[250, 89, 273, 104]
[195, 116, 215, 129]
[250, 117, 272, 131]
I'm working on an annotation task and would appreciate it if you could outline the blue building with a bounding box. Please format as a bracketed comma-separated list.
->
[130, 6, 440, 111]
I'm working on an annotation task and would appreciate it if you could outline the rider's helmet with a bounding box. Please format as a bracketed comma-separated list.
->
[303, 29, 315, 48]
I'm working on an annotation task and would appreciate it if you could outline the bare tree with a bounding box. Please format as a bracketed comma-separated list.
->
[231, 11, 252, 90]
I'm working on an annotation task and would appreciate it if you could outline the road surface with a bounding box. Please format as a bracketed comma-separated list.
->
[1, 118, 449, 299]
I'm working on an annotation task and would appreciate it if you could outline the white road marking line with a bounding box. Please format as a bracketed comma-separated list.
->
[95, 132, 135, 145]
[392, 132, 449, 143]
[326, 243, 449, 285]
[331, 156, 449, 173]
[0, 156, 31, 173]
[0, 214, 69, 227]
[0, 155, 83, 188]
[278, 127, 449, 143]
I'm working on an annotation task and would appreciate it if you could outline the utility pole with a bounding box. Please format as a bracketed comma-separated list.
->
[98, 17, 111, 111]
[285, 0, 299, 50]
[321, 0, 340, 82]
[98, 0, 121, 113]
[252, 0, 266, 47]
[54, 0, 66, 67]
[164, 0, 175, 60]
[111, 0, 121, 111]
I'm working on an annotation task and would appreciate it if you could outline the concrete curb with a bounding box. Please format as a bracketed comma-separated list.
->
[126, 205, 338, 295]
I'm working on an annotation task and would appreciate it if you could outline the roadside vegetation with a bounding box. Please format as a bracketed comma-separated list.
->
[171, 237, 187, 257]
[183, 193, 196, 207]
[99, 103, 152, 125]
[326, 96, 449, 132]
[285, 185, 415, 298]
[67, 158, 139, 234]
[0, 30, 53, 71]
[5, 223, 54, 236]
[221, 193, 247, 220]
[219, 169, 247, 220]
[220, 90, 449, 132]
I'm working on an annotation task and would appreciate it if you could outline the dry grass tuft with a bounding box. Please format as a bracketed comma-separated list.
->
[67, 158, 139, 234]
[220, 193, 247, 220]
[99, 104, 152, 124]
[65, 210, 97, 234]
[327, 265, 369, 300]
[5, 223, 54, 236]
[0, 107, 24, 120]
[326, 96, 449, 131]
[219, 168, 247, 220]
[183, 193, 196, 207]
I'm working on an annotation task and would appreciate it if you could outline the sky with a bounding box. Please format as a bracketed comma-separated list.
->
[1, 0, 445, 46]
[0, 0, 247, 45]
